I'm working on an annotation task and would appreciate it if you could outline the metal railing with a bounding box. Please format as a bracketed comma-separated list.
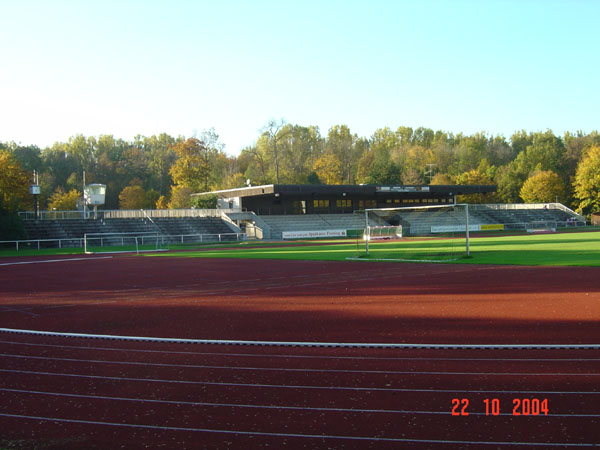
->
[165, 233, 246, 245]
[18, 209, 239, 221]
[0, 232, 246, 251]
[0, 238, 84, 250]
[502, 220, 586, 231]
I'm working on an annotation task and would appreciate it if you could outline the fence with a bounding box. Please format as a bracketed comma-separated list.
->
[0, 238, 84, 251]
[18, 209, 239, 221]
[502, 220, 586, 231]
[0, 232, 246, 251]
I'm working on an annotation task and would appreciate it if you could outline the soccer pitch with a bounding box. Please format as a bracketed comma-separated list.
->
[155, 230, 600, 267]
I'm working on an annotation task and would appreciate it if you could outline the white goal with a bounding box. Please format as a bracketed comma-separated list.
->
[84, 232, 168, 255]
[355, 203, 471, 262]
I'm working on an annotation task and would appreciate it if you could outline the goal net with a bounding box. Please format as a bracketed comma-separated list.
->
[365, 224, 403, 240]
[354, 204, 471, 262]
[84, 232, 169, 255]
[526, 220, 557, 233]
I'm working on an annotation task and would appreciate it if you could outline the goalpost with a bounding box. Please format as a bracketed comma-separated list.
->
[84, 232, 169, 255]
[356, 203, 471, 262]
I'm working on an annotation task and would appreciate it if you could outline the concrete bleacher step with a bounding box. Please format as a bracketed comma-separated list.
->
[22, 217, 236, 244]
[259, 214, 363, 240]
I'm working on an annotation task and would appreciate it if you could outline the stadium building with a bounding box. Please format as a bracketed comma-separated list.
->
[14, 183, 586, 247]
[191, 184, 496, 215]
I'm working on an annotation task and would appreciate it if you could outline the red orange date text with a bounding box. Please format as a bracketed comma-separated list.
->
[452, 398, 549, 416]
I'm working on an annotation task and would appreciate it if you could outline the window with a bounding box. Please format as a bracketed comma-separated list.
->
[358, 200, 376, 209]
[313, 200, 329, 209]
[293, 201, 306, 214]
[336, 199, 351, 208]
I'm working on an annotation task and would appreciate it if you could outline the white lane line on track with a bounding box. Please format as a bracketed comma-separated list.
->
[2, 368, 599, 395]
[0, 256, 113, 266]
[2, 339, 600, 362]
[0, 413, 598, 446]
[0, 413, 597, 447]
[0, 307, 40, 317]
[2, 328, 600, 350]
[2, 353, 599, 377]
[0, 388, 445, 415]
[3, 388, 598, 418]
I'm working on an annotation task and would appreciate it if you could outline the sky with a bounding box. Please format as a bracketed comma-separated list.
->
[1, 0, 599, 155]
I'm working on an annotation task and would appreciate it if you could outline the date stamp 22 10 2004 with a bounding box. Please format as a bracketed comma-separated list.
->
[452, 398, 549, 416]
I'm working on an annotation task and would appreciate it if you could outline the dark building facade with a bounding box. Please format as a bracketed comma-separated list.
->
[193, 184, 497, 215]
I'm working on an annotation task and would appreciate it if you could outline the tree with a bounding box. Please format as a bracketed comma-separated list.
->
[145, 189, 160, 209]
[401, 145, 436, 181]
[0, 150, 30, 211]
[312, 153, 342, 184]
[168, 185, 194, 209]
[191, 194, 218, 209]
[261, 119, 289, 184]
[220, 172, 247, 190]
[0, 150, 28, 239]
[454, 133, 489, 173]
[42, 144, 80, 195]
[430, 173, 454, 185]
[326, 125, 362, 184]
[156, 195, 169, 209]
[563, 131, 600, 180]
[510, 130, 534, 155]
[118, 185, 147, 209]
[357, 147, 402, 185]
[47, 187, 81, 210]
[272, 125, 323, 183]
[494, 164, 522, 203]
[0, 198, 25, 239]
[513, 130, 566, 177]
[401, 167, 424, 185]
[519, 170, 567, 203]
[243, 142, 272, 185]
[65, 134, 97, 173]
[573, 145, 600, 215]
[7, 143, 43, 172]
[169, 138, 212, 192]
[455, 169, 496, 203]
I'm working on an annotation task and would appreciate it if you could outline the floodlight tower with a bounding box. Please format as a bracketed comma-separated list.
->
[425, 164, 437, 184]
[30, 170, 40, 220]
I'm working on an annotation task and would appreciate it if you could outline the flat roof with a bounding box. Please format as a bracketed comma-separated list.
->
[192, 184, 497, 198]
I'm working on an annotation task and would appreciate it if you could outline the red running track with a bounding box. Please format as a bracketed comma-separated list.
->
[1, 255, 599, 448]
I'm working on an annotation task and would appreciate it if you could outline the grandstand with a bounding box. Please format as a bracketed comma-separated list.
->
[260, 214, 364, 240]
[15, 202, 585, 249]
[20, 215, 241, 249]
[468, 204, 585, 231]
[11, 182, 586, 250]
[253, 204, 584, 240]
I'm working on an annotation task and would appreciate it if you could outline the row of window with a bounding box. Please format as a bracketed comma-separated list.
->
[386, 197, 452, 204]
[312, 199, 356, 208]
[308, 198, 451, 209]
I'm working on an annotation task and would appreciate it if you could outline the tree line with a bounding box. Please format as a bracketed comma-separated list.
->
[2, 123, 600, 225]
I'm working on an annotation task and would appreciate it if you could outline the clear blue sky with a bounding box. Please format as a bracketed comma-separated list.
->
[1, 0, 598, 154]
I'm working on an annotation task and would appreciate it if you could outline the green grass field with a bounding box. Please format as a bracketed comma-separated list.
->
[2, 230, 599, 267]
[153, 230, 600, 267]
